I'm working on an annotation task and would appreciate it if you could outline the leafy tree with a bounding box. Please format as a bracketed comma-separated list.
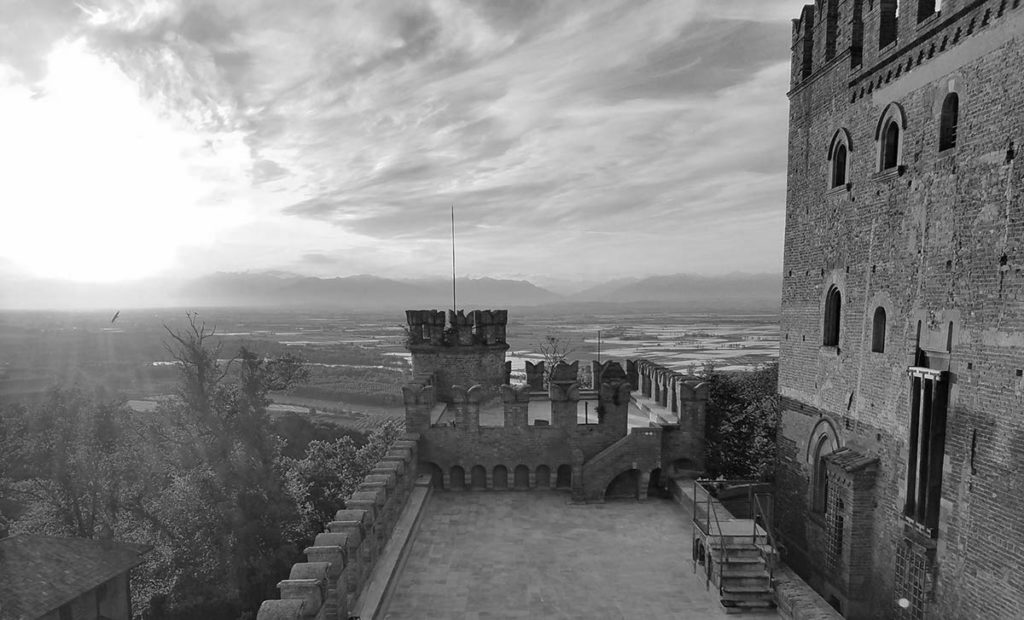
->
[701, 362, 780, 481]
[129, 313, 309, 617]
[1, 389, 145, 539]
[285, 418, 402, 536]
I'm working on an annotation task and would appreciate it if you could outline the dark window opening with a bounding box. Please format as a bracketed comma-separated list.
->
[825, 0, 839, 60]
[832, 143, 848, 187]
[882, 121, 900, 170]
[823, 286, 841, 346]
[872, 307, 887, 352]
[918, 0, 937, 22]
[880, 0, 899, 48]
[812, 435, 831, 513]
[905, 367, 948, 535]
[939, 93, 959, 151]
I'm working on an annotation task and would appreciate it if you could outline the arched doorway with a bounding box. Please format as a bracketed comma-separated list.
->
[605, 469, 639, 500]
[493, 465, 509, 490]
[647, 467, 667, 498]
[535, 465, 551, 489]
[423, 462, 444, 489]
[555, 465, 572, 489]
[470, 465, 487, 490]
[514, 465, 530, 489]
[450, 466, 466, 490]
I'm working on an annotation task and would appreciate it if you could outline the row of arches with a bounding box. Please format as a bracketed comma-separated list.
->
[827, 94, 959, 189]
[424, 463, 574, 491]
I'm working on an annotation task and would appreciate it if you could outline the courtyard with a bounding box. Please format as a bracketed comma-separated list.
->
[380, 491, 777, 619]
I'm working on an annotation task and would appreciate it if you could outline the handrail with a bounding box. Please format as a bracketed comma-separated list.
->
[752, 492, 778, 587]
[692, 480, 730, 595]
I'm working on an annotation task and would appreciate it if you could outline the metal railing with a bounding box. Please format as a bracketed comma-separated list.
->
[691, 481, 730, 594]
[753, 492, 778, 587]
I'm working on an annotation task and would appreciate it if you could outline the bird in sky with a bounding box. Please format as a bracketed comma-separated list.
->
[111, 311, 120, 324]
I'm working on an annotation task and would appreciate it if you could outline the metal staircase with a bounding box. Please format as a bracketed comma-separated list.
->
[692, 481, 779, 613]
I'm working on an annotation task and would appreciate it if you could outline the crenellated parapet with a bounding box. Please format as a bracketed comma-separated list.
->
[500, 384, 531, 428]
[525, 361, 545, 391]
[405, 308, 508, 348]
[256, 433, 424, 620]
[405, 310, 447, 346]
[405, 309, 510, 402]
[790, 0, 1024, 96]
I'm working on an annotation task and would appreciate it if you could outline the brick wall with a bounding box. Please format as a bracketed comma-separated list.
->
[779, 2, 1024, 618]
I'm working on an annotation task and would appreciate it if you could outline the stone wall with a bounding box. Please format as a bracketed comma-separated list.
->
[255, 434, 421, 620]
[780, 2, 1024, 617]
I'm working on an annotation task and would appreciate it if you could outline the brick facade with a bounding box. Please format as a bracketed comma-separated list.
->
[778, 2, 1024, 618]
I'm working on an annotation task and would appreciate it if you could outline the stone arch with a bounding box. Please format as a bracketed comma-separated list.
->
[513, 465, 530, 490]
[493, 465, 509, 490]
[807, 418, 841, 514]
[450, 465, 466, 490]
[423, 462, 444, 489]
[555, 464, 572, 489]
[470, 465, 487, 490]
[604, 469, 640, 500]
[535, 465, 551, 488]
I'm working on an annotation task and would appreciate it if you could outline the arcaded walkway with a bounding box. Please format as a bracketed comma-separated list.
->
[381, 492, 776, 619]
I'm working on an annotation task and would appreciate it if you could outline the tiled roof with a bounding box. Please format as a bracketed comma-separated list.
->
[0, 535, 150, 620]
[825, 447, 879, 473]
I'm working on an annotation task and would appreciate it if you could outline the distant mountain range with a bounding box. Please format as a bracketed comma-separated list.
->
[0, 271, 782, 311]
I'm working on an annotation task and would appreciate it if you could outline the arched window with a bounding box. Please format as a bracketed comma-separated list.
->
[872, 307, 887, 353]
[832, 144, 848, 187]
[939, 93, 959, 151]
[823, 286, 841, 347]
[828, 129, 852, 189]
[882, 121, 900, 170]
[876, 103, 907, 172]
[812, 434, 833, 513]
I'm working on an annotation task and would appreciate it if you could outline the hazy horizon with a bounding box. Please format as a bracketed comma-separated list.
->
[1, 0, 808, 288]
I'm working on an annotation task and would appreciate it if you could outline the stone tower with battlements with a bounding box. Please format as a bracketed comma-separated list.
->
[405, 309, 510, 402]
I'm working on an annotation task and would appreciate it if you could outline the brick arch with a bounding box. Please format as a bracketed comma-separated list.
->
[450, 465, 466, 490]
[604, 468, 640, 500]
[493, 465, 509, 490]
[470, 465, 487, 490]
[513, 465, 530, 489]
[422, 462, 444, 489]
[535, 464, 552, 488]
[805, 417, 842, 464]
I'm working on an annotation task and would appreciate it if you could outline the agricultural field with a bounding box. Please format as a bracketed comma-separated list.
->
[0, 305, 778, 430]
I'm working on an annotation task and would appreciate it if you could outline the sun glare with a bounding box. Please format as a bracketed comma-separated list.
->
[0, 39, 239, 283]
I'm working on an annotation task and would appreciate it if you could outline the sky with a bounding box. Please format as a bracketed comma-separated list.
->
[0, 0, 808, 286]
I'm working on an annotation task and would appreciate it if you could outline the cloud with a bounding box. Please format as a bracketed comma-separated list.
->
[0, 0, 810, 281]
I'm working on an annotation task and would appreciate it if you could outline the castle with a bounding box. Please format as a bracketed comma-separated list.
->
[256, 309, 740, 620]
[777, 1, 1024, 618]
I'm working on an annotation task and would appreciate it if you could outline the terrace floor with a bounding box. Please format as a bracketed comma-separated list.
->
[380, 491, 777, 619]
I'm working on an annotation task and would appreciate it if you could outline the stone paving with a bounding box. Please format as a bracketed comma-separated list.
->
[381, 491, 778, 619]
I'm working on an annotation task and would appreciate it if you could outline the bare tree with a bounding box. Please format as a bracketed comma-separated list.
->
[535, 334, 577, 386]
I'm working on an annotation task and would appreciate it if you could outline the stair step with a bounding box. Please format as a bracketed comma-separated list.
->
[720, 575, 771, 588]
[722, 590, 773, 602]
[721, 564, 769, 575]
[723, 585, 774, 594]
[717, 555, 763, 564]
